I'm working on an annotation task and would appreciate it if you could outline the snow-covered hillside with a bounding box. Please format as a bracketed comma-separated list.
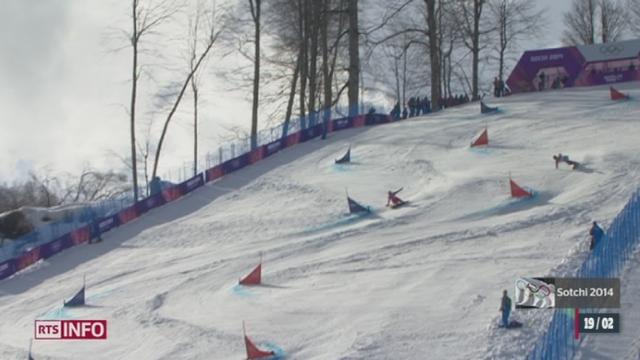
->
[1, 83, 640, 359]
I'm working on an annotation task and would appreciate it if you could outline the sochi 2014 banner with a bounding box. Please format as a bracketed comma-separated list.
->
[222, 153, 251, 174]
[180, 174, 205, 194]
[299, 124, 323, 142]
[15, 246, 43, 272]
[507, 47, 585, 93]
[42, 235, 74, 259]
[135, 193, 167, 215]
[117, 205, 139, 225]
[263, 139, 284, 158]
[205, 165, 224, 182]
[97, 215, 119, 234]
[364, 114, 392, 126]
[330, 117, 353, 132]
[0, 259, 16, 280]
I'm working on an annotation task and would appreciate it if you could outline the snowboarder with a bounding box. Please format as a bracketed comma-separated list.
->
[499, 289, 512, 328]
[386, 188, 406, 208]
[553, 153, 579, 170]
[589, 221, 605, 250]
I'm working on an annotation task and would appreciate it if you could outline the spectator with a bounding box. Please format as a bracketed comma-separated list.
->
[390, 102, 401, 120]
[150, 176, 162, 196]
[402, 106, 408, 119]
[590, 221, 605, 250]
[493, 77, 500, 97]
[499, 290, 512, 328]
[539, 72, 546, 91]
[408, 97, 416, 117]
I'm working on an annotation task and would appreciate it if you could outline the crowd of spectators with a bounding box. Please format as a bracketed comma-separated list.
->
[389, 94, 471, 120]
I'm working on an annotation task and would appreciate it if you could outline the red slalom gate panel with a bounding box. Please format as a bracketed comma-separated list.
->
[239, 263, 262, 286]
[510, 179, 532, 198]
[471, 128, 489, 147]
[610, 86, 628, 100]
[243, 322, 275, 359]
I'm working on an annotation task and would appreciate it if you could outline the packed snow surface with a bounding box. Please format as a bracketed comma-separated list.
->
[1, 83, 640, 359]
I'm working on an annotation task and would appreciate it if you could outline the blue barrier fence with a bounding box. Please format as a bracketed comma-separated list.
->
[0, 108, 405, 281]
[163, 102, 382, 184]
[526, 189, 640, 360]
[0, 103, 376, 264]
[0, 198, 131, 263]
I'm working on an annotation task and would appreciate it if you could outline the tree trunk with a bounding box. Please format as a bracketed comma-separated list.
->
[402, 43, 407, 106]
[425, 0, 441, 110]
[308, 0, 320, 127]
[282, 52, 301, 139]
[299, 0, 308, 128]
[347, 0, 359, 117]
[471, 0, 482, 100]
[151, 37, 216, 180]
[130, 0, 140, 201]
[321, 0, 332, 139]
[249, 0, 261, 150]
[498, 1, 506, 81]
[191, 77, 198, 176]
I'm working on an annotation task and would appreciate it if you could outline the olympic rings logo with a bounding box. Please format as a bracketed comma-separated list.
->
[598, 44, 624, 55]
[514, 277, 556, 308]
[516, 279, 552, 300]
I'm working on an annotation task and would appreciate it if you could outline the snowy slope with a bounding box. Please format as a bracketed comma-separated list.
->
[1, 83, 640, 360]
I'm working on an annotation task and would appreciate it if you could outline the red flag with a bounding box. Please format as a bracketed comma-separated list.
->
[510, 179, 532, 198]
[471, 128, 489, 147]
[610, 87, 628, 101]
[239, 263, 262, 286]
[243, 323, 275, 359]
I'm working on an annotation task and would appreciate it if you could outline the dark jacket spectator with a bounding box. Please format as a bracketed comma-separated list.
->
[590, 222, 605, 250]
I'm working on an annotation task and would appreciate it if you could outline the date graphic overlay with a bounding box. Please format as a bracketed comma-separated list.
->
[578, 313, 620, 334]
[514, 277, 621, 340]
[35, 320, 107, 340]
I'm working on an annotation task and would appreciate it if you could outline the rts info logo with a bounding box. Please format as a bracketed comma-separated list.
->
[35, 320, 107, 340]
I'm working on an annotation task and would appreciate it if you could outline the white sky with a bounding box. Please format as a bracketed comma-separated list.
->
[0, 0, 574, 183]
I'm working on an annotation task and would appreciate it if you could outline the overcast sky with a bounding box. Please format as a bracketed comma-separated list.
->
[0, 0, 572, 183]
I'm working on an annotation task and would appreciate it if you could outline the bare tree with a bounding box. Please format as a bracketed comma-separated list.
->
[128, 0, 177, 201]
[563, 0, 597, 45]
[453, 0, 494, 100]
[629, 0, 640, 36]
[599, 0, 627, 43]
[425, 0, 441, 109]
[151, 2, 223, 179]
[188, 2, 209, 176]
[60, 169, 131, 204]
[29, 171, 61, 208]
[489, 0, 544, 82]
[321, 0, 332, 138]
[248, 0, 262, 149]
[347, 0, 360, 116]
